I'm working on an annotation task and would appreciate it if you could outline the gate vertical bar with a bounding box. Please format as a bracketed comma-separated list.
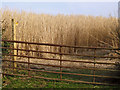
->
[93, 48, 96, 83]
[28, 44, 30, 77]
[59, 46, 62, 80]
[17, 43, 18, 56]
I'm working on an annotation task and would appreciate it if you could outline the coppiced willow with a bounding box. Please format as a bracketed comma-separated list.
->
[1, 9, 119, 57]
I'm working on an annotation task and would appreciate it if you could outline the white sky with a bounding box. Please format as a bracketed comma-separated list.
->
[1, 0, 120, 2]
[1, 0, 119, 17]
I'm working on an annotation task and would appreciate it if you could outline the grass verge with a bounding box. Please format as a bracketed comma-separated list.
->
[2, 69, 120, 88]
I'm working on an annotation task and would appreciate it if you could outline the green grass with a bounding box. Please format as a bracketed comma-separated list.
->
[2, 69, 120, 88]
[3, 75, 119, 88]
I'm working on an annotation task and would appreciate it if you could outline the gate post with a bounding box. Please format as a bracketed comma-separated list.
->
[12, 19, 17, 70]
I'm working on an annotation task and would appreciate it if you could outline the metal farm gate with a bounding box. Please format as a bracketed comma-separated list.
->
[1, 39, 120, 86]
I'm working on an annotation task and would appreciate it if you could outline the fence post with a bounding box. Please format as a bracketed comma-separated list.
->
[93, 48, 96, 83]
[12, 19, 17, 70]
[59, 46, 62, 80]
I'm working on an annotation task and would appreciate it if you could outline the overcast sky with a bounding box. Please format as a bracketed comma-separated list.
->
[1, 0, 119, 17]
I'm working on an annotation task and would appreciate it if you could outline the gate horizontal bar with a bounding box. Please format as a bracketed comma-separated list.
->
[3, 59, 120, 72]
[3, 65, 120, 79]
[2, 73, 119, 86]
[2, 39, 120, 50]
[2, 47, 120, 59]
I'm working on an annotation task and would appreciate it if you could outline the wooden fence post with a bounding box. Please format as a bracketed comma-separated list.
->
[12, 19, 17, 70]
